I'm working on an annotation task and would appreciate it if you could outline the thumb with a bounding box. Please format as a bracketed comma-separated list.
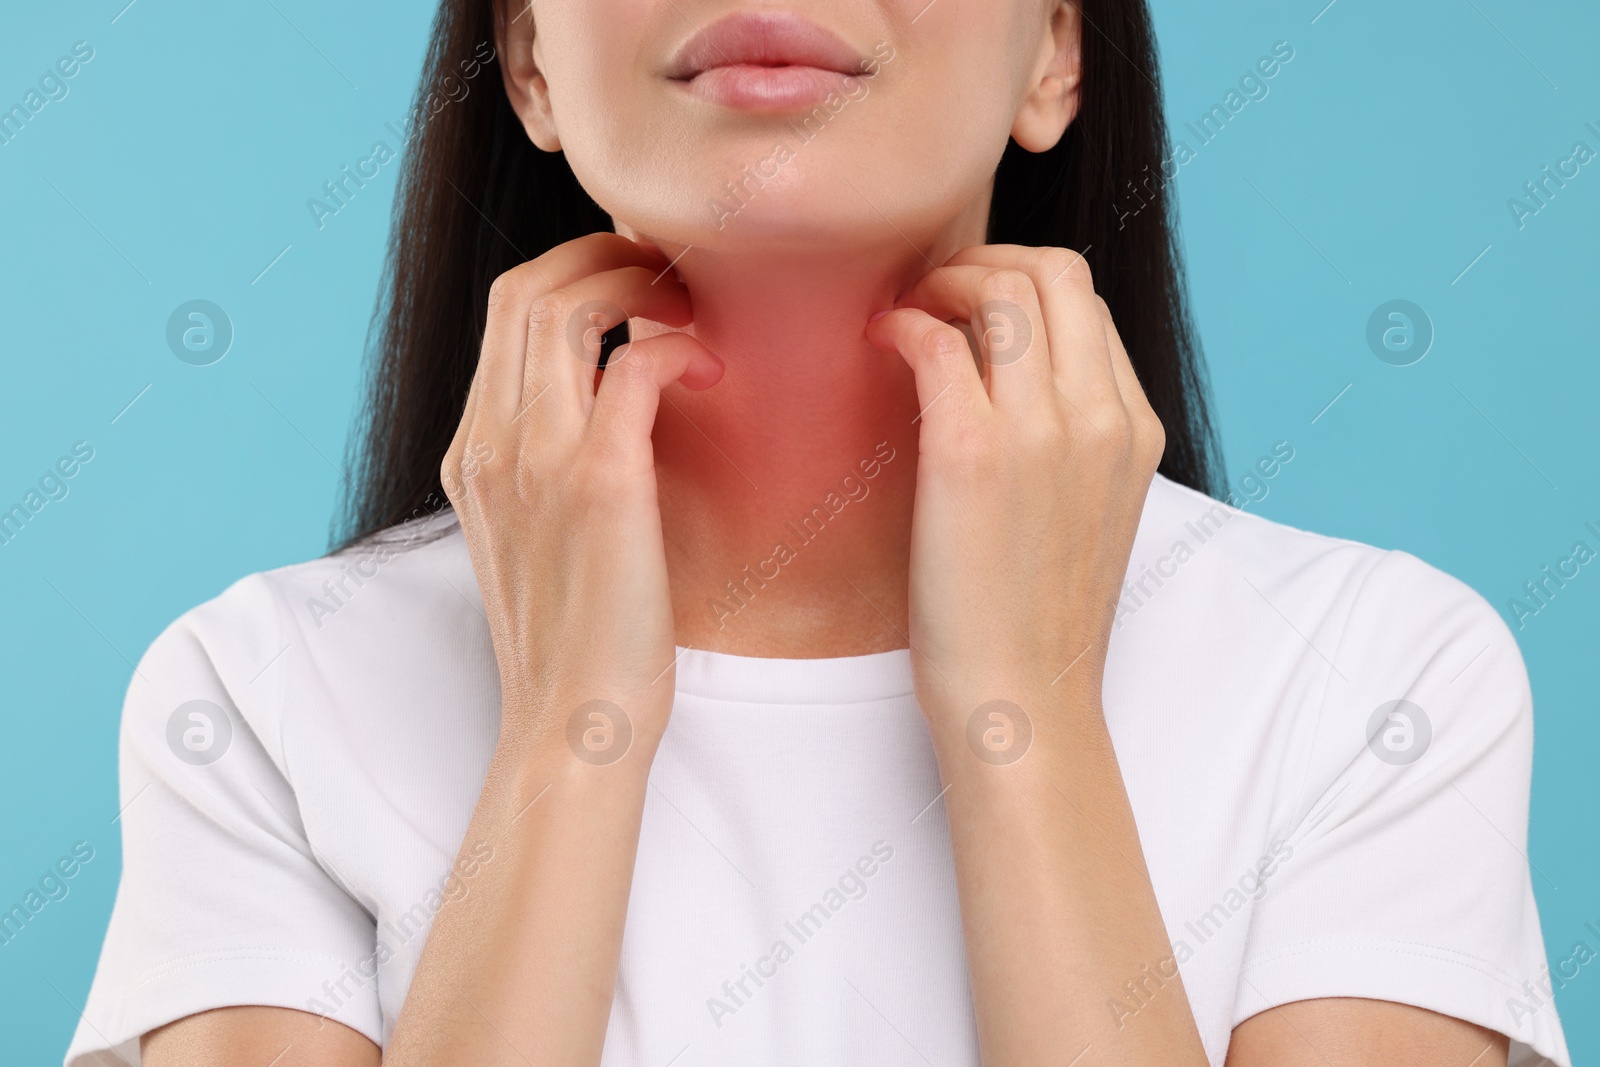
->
[586, 332, 724, 458]
[866, 307, 987, 426]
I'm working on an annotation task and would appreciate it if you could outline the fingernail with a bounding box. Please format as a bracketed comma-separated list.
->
[868, 310, 891, 323]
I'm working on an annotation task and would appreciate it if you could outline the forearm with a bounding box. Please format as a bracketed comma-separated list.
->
[928, 680, 1209, 1067]
[384, 721, 655, 1066]
[381, 233, 710, 1066]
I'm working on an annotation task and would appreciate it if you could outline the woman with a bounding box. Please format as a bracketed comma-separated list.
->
[68, 1, 1570, 1065]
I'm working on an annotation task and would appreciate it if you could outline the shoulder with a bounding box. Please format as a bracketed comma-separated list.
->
[142, 508, 471, 668]
[127, 509, 482, 765]
[1130, 474, 1513, 660]
[1123, 475, 1532, 780]
[254, 509, 474, 639]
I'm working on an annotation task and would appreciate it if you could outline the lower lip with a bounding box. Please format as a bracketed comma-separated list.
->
[679, 65, 862, 111]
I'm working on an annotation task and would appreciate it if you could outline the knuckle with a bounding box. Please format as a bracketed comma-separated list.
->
[526, 289, 576, 331]
[442, 460, 475, 506]
[604, 342, 654, 381]
[1134, 400, 1164, 434]
[439, 454, 461, 500]
[1022, 408, 1069, 448]
[487, 267, 532, 311]
[1035, 247, 1078, 284]
[1044, 248, 1093, 293]
[486, 275, 513, 311]
[978, 268, 1036, 307]
[1104, 417, 1136, 452]
[459, 438, 497, 481]
[1137, 411, 1168, 465]
[918, 321, 972, 364]
[1071, 411, 1128, 455]
[443, 436, 505, 502]
[1006, 416, 1061, 462]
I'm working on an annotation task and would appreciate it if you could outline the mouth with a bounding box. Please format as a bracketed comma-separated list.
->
[666, 11, 874, 111]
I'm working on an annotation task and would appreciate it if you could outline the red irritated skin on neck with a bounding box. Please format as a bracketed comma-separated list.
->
[664, 10, 877, 111]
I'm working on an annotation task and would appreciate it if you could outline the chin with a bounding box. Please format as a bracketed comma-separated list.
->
[642, 203, 907, 258]
[594, 173, 901, 257]
[609, 170, 988, 265]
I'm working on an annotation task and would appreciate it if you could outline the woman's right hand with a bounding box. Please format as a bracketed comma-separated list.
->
[442, 232, 723, 763]
[381, 235, 724, 1066]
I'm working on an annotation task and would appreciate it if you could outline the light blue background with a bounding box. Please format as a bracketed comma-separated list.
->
[1, 0, 1595, 1062]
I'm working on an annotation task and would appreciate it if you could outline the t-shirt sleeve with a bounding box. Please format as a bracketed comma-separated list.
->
[65, 575, 383, 1067]
[1233, 550, 1570, 1067]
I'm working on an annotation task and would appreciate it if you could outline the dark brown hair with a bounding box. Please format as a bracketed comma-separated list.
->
[336, 0, 1220, 549]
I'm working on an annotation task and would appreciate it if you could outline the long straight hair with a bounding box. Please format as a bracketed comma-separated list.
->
[336, 0, 1220, 550]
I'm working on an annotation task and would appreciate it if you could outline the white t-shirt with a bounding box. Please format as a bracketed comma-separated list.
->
[66, 475, 1571, 1066]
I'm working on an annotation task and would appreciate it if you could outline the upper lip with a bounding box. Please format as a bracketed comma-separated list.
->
[666, 11, 869, 79]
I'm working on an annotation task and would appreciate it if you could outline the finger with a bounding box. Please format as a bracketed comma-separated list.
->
[532, 232, 673, 292]
[1096, 297, 1166, 468]
[866, 307, 990, 428]
[586, 332, 724, 464]
[943, 245, 1117, 406]
[529, 266, 695, 420]
[891, 265, 1052, 410]
[476, 235, 675, 428]
[1093, 298, 1140, 410]
[444, 335, 503, 505]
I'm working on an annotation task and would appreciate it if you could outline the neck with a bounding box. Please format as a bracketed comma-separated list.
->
[656, 246, 924, 493]
[623, 209, 984, 656]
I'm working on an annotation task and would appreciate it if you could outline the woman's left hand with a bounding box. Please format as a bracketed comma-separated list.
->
[866, 244, 1165, 736]
[867, 246, 1206, 1065]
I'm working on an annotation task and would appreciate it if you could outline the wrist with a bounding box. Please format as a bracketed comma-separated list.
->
[485, 722, 657, 821]
[919, 674, 1107, 777]
[493, 691, 665, 780]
